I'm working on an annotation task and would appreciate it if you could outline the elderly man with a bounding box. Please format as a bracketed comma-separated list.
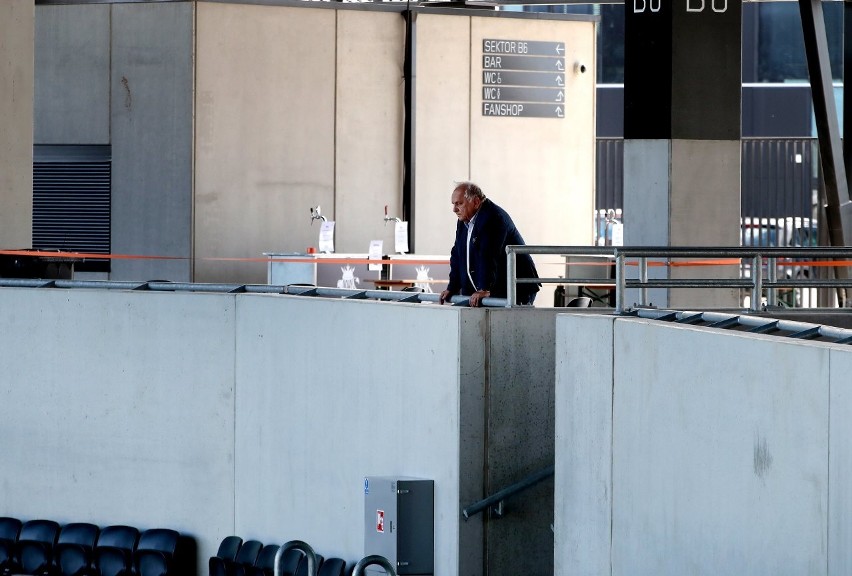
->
[439, 181, 540, 307]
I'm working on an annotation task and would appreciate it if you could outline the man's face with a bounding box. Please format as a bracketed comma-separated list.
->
[451, 187, 481, 223]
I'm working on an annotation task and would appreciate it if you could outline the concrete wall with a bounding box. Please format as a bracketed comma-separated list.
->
[0, 286, 559, 575]
[32, 3, 594, 285]
[485, 310, 557, 574]
[414, 13, 597, 256]
[110, 3, 194, 282]
[35, 4, 110, 144]
[195, 6, 596, 284]
[0, 0, 34, 249]
[194, 3, 337, 283]
[555, 313, 852, 575]
[623, 139, 741, 308]
[34, 2, 194, 281]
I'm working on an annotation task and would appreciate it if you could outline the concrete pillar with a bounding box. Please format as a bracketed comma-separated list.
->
[624, 0, 742, 308]
[0, 0, 34, 249]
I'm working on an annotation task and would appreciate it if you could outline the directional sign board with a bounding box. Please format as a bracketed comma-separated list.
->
[481, 39, 566, 119]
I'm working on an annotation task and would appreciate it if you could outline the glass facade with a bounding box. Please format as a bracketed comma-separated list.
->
[519, 2, 844, 85]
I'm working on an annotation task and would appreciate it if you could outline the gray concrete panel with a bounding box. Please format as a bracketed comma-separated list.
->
[34, 4, 110, 144]
[194, 3, 336, 283]
[335, 10, 405, 253]
[554, 313, 614, 576]
[233, 296, 468, 572]
[623, 139, 670, 306]
[612, 319, 829, 575]
[829, 347, 852, 575]
[458, 311, 487, 576]
[484, 309, 557, 576]
[469, 17, 596, 250]
[110, 2, 194, 282]
[670, 139, 741, 308]
[0, 0, 34, 248]
[0, 288, 236, 569]
[413, 14, 472, 255]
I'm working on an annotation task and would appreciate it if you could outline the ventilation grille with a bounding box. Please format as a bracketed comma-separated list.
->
[33, 152, 111, 272]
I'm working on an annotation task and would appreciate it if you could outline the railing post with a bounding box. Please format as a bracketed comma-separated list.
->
[767, 256, 777, 307]
[506, 248, 517, 308]
[751, 254, 763, 312]
[615, 250, 625, 314]
[639, 256, 648, 306]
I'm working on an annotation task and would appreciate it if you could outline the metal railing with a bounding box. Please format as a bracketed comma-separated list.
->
[462, 464, 555, 520]
[506, 245, 852, 313]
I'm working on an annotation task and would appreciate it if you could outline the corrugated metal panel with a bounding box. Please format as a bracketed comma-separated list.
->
[596, 137, 623, 211]
[33, 161, 110, 254]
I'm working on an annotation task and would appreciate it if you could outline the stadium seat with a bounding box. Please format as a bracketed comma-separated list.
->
[94, 525, 139, 576]
[134, 528, 179, 576]
[209, 535, 242, 576]
[0, 517, 22, 576]
[16, 519, 60, 576]
[317, 558, 346, 576]
[227, 539, 261, 576]
[244, 544, 280, 576]
[55, 523, 99, 576]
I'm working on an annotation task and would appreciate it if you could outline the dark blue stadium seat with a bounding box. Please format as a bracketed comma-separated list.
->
[0, 517, 22, 576]
[244, 544, 280, 576]
[16, 519, 60, 576]
[228, 539, 261, 576]
[317, 558, 346, 576]
[55, 522, 99, 576]
[94, 525, 139, 576]
[209, 535, 242, 576]
[134, 528, 179, 576]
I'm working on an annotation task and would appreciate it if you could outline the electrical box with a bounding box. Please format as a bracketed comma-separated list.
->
[364, 476, 434, 576]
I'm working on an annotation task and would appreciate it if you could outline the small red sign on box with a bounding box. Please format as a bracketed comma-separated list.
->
[376, 510, 385, 533]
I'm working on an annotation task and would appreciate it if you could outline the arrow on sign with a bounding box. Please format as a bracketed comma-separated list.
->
[556, 91, 564, 102]
[556, 107, 564, 118]
[556, 76, 564, 86]
[556, 45, 564, 55]
[556, 60, 564, 71]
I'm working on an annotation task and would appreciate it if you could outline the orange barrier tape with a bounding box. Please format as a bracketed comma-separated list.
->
[4, 249, 852, 269]
[567, 258, 852, 268]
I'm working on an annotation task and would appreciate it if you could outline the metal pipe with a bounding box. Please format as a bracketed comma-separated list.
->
[352, 555, 397, 576]
[615, 252, 625, 314]
[506, 248, 517, 308]
[766, 256, 778, 307]
[751, 254, 762, 312]
[273, 540, 318, 576]
[462, 464, 554, 519]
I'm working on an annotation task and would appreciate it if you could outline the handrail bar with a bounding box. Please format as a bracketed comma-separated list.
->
[462, 464, 554, 520]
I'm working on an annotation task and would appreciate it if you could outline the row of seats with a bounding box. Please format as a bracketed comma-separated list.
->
[0, 518, 188, 576]
[209, 536, 347, 576]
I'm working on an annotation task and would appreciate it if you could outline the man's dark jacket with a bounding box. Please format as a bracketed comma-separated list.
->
[447, 198, 540, 304]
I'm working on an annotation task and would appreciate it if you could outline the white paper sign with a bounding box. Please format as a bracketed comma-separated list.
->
[611, 222, 624, 247]
[319, 221, 335, 253]
[368, 240, 384, 271]
[394, 221, 409, 254]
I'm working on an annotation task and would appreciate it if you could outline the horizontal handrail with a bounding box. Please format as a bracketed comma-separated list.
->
[462, 464, 554, 520]
[506, 245, 852, 312]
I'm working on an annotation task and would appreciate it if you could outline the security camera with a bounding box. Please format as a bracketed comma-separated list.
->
[575, 62, 587, 74]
